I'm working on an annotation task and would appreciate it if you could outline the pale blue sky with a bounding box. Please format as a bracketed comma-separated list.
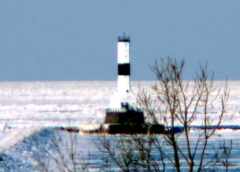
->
[0, 1, 239, 81]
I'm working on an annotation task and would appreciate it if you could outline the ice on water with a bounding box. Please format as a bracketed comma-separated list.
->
[0, 81, 115, 127]
[0, 80, 239, 129]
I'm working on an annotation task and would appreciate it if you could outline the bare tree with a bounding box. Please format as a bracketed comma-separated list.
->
[31, 129, 90, 172]
[96, 134, 163, 171]
[98, 57, 231, 171]
[5, 58, 232, 171]
[209, 140, 234, 172]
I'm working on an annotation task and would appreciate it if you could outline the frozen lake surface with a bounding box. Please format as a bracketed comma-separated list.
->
[0, 81, 239, 127]
[0, 81, 239, 171]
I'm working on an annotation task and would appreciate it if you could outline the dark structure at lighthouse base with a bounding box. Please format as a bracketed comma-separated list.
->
[103, 108, 164, 134]
[105, 108, 145, 124]
[102, 123, 165, 134]
[80, 105, 165, 134]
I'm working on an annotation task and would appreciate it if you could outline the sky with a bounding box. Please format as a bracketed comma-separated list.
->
[0, 1, 240, 81]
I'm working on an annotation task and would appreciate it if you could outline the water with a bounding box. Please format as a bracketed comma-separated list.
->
[0, 81, 239, 171]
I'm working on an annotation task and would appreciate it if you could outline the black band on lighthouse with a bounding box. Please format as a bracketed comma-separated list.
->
[118, 64, 130, 75]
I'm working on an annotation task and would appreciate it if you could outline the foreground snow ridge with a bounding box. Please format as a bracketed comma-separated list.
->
[0, 126, 42, 152]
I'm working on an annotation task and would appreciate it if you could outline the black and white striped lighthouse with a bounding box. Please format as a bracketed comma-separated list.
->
[110, 34, 135, 109]
[81, 34, 165, 134]
[104, 34, 145, 127]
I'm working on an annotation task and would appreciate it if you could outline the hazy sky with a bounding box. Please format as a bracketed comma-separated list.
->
[0, 1, 239, 81]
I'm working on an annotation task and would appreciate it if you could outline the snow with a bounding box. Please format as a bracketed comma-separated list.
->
[0, 81, 239, 170]
[0, 81, 237, 127]
[0, 127, 41, 152]
[0, 81, 239, 139]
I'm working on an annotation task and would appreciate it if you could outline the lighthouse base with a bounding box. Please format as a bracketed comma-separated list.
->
[80, 123, 165, 134]
[102, 123, 165, 134]
[105, 109, 145, 124]
[80, 108, 165, 134]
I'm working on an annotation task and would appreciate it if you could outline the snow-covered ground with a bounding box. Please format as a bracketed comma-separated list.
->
[0, 81, 239, 171]
[0, 127, 239, 171]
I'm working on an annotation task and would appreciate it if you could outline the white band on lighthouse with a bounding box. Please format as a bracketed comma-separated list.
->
[117, 41, 130, 64]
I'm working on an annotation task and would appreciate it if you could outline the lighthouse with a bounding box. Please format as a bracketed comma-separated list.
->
[105, 34, 145, 128]
[110, 34, 135, 109]
[80, 34, 165, 134]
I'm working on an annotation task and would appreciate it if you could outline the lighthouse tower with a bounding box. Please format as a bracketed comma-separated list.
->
[117, 34, 131, 102]
[110, 34, 135, 109]
[104, 34, 145, 126]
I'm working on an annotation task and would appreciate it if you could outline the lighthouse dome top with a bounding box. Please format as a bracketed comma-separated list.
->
[118, 33, 130, 42]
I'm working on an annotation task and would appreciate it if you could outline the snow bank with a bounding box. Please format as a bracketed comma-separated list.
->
[0, 126, 42, 152]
